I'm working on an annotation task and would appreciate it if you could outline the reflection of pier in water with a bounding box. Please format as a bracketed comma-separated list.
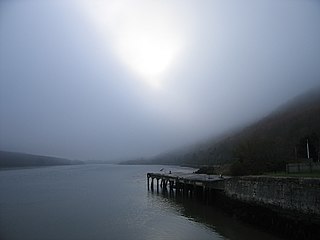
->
[147, 172, 283, 240]
[147, 172, 229, 200]
[147, 188, 282, 240]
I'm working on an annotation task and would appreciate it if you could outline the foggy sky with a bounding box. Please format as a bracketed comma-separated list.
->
[1, 0, 320, 161]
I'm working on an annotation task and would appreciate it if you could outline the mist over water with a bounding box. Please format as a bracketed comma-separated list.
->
[0, 165, 283, 240]
[1, 0, 320, 161]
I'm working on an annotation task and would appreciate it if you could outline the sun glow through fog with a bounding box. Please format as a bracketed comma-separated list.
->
[79, 0, 184, 88]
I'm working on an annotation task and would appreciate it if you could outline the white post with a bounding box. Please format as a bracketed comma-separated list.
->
[307, 139, 310, 159]
[318, 142, 320, 162]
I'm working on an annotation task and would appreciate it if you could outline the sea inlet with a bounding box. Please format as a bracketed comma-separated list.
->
[0, 164, 283, 240]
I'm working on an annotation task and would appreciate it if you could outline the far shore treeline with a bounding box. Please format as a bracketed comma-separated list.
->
[0, 151, 83, 168]
[123, 87, 320, 176]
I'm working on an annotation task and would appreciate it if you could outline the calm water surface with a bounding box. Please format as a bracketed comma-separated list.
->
[0, 164, 283, 240]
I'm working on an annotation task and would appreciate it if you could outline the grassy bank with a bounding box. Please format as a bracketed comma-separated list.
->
[264, 171, 320, 178]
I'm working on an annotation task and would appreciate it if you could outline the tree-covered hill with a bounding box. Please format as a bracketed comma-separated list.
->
[0, 151, 83, 168]
[124, 86, 320, 175]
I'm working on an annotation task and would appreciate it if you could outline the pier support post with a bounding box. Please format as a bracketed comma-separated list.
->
[151, 178, 154, 191]
[183, 183, 187, 196]
[156, 178, 159, 192]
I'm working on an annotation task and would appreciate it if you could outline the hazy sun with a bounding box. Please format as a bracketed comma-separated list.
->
[80, 0, 183, 88]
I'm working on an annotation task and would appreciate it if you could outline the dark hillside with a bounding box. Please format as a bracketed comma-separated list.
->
[125, 86, 320, 174]
[228, 87, 320, 174]
[0, 151, 83, 168]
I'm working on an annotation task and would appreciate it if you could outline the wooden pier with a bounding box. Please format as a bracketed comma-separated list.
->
[147, 172, 229, 198]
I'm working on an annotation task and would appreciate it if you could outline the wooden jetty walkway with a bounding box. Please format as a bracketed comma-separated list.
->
[147, 172, 230, 197]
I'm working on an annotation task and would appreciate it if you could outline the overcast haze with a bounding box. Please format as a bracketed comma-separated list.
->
[1, 0, 320, 161]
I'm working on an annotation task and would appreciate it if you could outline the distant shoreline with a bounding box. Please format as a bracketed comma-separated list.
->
[0, 164, 83, 171]
[0, 150, 84, 169]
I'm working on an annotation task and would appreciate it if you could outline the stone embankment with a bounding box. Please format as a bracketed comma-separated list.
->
[224, 176, 320, 216]
[221, 176, 320, 239]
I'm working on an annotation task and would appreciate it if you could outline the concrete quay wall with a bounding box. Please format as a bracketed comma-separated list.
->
[224, 176, 320, 216]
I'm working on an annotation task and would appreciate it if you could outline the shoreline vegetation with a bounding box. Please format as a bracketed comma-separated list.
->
[194, 165, 320, 178]
[0, 151, 83, 169]
[264, 170, 320, 178]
